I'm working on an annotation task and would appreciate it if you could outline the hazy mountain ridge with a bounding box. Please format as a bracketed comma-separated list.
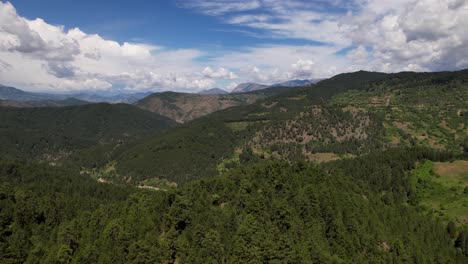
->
[0, 85, 152, 104]
[231, 82, 269, 93]
[0, 85, 63, 101]
[198, 88, 229, 94]
[136, 91, 264, 123]
[230, 79, 318, 93]
[71, 92, 152, 104]
[270, 79, 315, 87]
[0, 103, 176, 161]
[0, 98, 90, 108]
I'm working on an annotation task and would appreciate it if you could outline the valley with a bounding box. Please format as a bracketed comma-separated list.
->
[2, 1, 468, 262]
[1, 69, 467, 263]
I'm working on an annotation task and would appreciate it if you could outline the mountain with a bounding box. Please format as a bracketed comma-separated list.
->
[0, 103, 176, 161]
[231, 79, 321, 93]
[71, 92, 152, 104]
[270, 79, 314, 87]
[0, 84, 62, 101]
[271, 79, 310, 87]
[0, 98, 90, 108]
[135, 91, 264, 123]
[88, 69, 467, 186]
[2, 69, 468, 263]
[0, 84, 152, 104]
[198, 88, 229, 94]
[231, 82, 269, 93]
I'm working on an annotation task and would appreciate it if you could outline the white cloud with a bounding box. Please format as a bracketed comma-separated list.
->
[0, 1, 214, 93]
[345, 0, 468, 72]
[208, 44, 349, 84]
[347, 45, 368, 65]
[2, 0, 468, 93]
[178, 0, 262, 15]
[185, 0, 468, 76]
[185, 0, 359, 47]
[202, 66, 237, 79]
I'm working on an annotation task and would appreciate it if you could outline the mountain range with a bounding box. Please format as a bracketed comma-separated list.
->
[1, 69, 467, 262]
[0, 85, 151, 104]
[197, 88, 229, 94]
[0, 78, 314, 105]
[230, 79, 319, 93]
[231, 82, 269, 93]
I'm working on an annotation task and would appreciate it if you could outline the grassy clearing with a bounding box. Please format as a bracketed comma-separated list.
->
[410, 160, 468, 226]
[217, 149, 242, 174]
[225, 121, 249, 131]
[434, 160, 468, 184]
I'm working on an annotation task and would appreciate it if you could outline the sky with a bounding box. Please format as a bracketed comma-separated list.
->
[1, 0, 468, 94]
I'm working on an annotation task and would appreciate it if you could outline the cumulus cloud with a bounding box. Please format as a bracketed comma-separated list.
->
[345, 0, 468, 72]
[185, 0, 468, 76]
[347, 46, 369, 65]
[0, 3, 79, 62]
[43, 62, 77, 78]
[0, 1, 215, 92]
[202, 67, 237, 79]
[291, 59, 314, 77]
[209, 44, 348, 84]
[2, 0, 468, 92]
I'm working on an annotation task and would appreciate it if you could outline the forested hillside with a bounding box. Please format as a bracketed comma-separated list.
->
[0, 103, 175, 162]
[86, 70, 467, 187]
[331, 70, 468, 152]
[1, 148, 467, 263]
[135, 86, 298, 123]
[1, 69, 467, 263]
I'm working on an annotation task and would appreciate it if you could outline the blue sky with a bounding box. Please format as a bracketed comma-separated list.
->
[12, 0, 252, 49]
[10, 0, 335, 52]
[1, 0, 467, 93]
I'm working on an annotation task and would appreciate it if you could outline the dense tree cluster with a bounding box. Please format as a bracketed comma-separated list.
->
[0, 150, 467, 263]
[0, 160, 132, 263]
[251, 106, 386, 158]
[0, 104, 175, 161]
[1, 148, 467, 263]
[1, 69, 467, 263]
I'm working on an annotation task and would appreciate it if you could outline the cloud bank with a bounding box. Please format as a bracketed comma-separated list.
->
[1, 0, 468, 92]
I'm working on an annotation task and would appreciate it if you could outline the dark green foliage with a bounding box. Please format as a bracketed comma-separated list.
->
[109, 69, 466, 185]
[456, 230, 468, 256]
[252, 106, 386, 157]
[0, 160, 132, 263]
[116, 118, 251, 184]
[332, 70, 468, 152]
[1, 69, 467, 263]
[3, 153, 466, 263]
[448, 221, 456, 238]
[0, 103, 175, 160]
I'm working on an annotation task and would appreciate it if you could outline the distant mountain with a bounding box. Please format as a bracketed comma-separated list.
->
[0, 84, 153, 104]
[71, 92, 152, 104]
[271, 79, 316, 87]
[0, 98, 90, 108]
[136, 92, 266, 123]
[198, 88, 229, 95]
[231, 83, 269, 93]
[231, 79, 321, 93]
[0, 85, 63, 101]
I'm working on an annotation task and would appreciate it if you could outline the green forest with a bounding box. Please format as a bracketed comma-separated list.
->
[1, 70, 467, 263]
